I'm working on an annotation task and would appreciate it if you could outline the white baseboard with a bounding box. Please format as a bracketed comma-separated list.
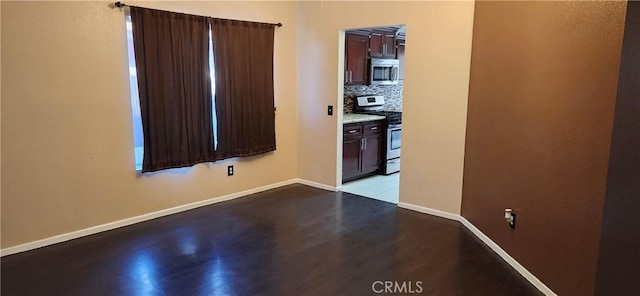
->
[0, 179, 299, 257]
[458, 217, 556, 295]
[397, 202, 461, 221]
[294, 178, 339, 191]
[0, 183, 554, 296]
[397, 202, 556, 296]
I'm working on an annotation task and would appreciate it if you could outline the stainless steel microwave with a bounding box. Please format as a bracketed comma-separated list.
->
[370, 58, 399, 85]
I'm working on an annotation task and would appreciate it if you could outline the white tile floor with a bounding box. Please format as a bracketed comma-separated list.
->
[341, 173, 400, 204]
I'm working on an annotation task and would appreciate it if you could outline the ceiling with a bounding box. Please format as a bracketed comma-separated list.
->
[346, 25, 406, 40]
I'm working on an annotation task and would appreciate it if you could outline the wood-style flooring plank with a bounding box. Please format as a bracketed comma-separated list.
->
[1, 184, 542, 295]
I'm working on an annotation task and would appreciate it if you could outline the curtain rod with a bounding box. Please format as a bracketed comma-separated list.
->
[112, 2, 283, 27]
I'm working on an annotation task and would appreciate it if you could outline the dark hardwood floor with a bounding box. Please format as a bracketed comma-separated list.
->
[1, 184, 542, 295]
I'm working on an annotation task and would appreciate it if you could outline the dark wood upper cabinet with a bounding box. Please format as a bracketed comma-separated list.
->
[345, 33, 369, 85]
[382, 32, 396, 58]
[369, 30, 396, 58]
[396, 40, 405, 84]
[369, 31, 383, 57]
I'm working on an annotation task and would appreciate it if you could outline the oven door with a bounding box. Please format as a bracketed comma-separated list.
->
[387, 124, 401, 159]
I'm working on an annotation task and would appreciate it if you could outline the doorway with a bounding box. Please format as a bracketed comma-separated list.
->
[338, 24, 406, 204]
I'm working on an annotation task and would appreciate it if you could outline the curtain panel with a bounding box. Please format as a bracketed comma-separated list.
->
[130, 7, 216, 172]
[210, 19, 277, 160]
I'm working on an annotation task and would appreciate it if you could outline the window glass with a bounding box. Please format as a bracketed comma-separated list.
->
[126, 17, 216, 170]
[125, 16, 144, 170]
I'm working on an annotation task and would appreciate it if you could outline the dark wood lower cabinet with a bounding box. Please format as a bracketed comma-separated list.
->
[342, 136, 362, 179]
[361, 132, 382, 174]
[342, 120, 383, 183]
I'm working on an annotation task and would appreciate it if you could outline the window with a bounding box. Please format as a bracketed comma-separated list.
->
[127, 7, 276, 172]
[125, 16, 143, 170]
[125, 16, 217, 170]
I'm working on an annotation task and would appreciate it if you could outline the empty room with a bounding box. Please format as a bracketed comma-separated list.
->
[2, 1, 638, 295]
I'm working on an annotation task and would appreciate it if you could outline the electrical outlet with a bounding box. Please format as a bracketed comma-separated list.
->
[227, 165, 234, 176]
[505, 209, 516, 229]
[509, 212, 516, 229]
[328, 105, 333, 116]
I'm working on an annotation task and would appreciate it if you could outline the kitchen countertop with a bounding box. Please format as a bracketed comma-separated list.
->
[343, 113, 386, 124]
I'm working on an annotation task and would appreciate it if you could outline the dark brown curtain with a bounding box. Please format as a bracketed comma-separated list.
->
[210, 19, 276, 160]
[130, 7, 216, 172]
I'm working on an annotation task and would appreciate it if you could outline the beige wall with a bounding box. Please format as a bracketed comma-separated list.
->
[297, 1, 475, 214]
[0, 1, 298, 248]
[2, 0, 474, 249]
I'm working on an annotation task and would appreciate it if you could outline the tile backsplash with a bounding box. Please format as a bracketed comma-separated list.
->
[344, 84, 403, 113]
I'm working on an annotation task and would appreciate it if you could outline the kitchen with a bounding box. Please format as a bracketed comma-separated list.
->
[340, 25, 405, 204]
